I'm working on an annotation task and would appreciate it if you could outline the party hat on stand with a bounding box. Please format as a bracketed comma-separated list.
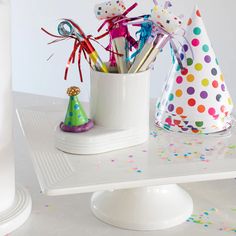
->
[156, 6, 233, 134]
[60, 86, 94, 133]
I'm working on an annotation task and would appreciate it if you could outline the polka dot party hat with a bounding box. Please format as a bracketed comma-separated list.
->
[60, 87, 94, 133]
[155, 6, 233, 134]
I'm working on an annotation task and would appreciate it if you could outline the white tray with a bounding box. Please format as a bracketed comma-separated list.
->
[16, 99, 236, 196]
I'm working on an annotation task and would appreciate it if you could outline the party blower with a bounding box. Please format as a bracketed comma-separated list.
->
[94, 0, 138, 73]
[58, 20, 109, 74]
[129, 1, 183, 73]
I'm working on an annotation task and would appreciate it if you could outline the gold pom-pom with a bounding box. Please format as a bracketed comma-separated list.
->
[67, 86, 81, 96]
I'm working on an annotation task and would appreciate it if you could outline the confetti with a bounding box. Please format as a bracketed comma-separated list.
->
[150, 131, 158, 138]
[187, 208, 236, 233]
[187, 208, 216, 227]
[228, 145, 236, 149]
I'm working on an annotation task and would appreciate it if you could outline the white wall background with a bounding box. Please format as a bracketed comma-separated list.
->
[11, 0, 236, 104]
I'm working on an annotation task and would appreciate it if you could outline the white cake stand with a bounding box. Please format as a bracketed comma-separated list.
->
[17, 95, 236, 231]
[0, 185, 32, 235]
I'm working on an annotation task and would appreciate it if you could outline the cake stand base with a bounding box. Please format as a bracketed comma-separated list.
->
[0, 185, 32, 235]
[55, 125, 149, 155]
[91, 184, 193, 231]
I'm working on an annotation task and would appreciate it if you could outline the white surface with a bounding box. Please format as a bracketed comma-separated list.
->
[16, 93, 236, 196]
[91, 185, 193, 230]
[56, 69, 150, 155]
[0, 0, 15, 214]
[0, 185, 32, 236]
[12, 92, 236, 236]
[11, 0, 236, 106]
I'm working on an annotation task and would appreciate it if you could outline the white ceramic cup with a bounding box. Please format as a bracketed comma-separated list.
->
[90, 69, 151, 130]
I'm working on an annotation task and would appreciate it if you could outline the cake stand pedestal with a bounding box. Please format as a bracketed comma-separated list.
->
[0, 185, 31, 235]
[16, 94, 236, 231]
[91, 185, 193, 230]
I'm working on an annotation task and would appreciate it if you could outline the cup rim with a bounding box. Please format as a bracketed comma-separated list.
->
[90, 67, 151, 77]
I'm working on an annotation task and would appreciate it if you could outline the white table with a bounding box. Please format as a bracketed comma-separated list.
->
[12, 92, 236, 235]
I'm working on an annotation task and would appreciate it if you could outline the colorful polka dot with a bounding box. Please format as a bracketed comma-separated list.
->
[220, 74, 224, 82]
[216, 58, 219, 65]
[169, 93, 174, 101]
[211, 68, 217, 76]
[204, 55, 211, 63]
[176, 89, 183, 97]
[188, 98, 196, 106]
[187, 74, 195, 82]
[200, 91, 208, 99]
[187, 87, 195, 95]
[221, 84, 226, 92]
[195, 121, 204, 127]
[165, 118, 172, 125]
[216, 94, 222, 102]
[220, 106, 225, 113]
[228, 98, 232, 105]
[187, 18, 192, 26]
[202, 44, 209, 52]
[192, 129, 200, 134]
[176, 64, 181, 71]
[192, 39, 200, 47]
[198, 105, 205, 113]
[187, 58, 193, 66]
[176, 107, 184, 115]
[180, 53, 184, 60]
[174, 119, 181, 125]
[221, 105, 225, 112]
[176, 76, 183, 84]
[74, 104, 80, 110]
[208, 108, 216, 115]
[181, 68, 188, 76]
[196, 9, 201, 17]
[195, 63, 203, 71]
[193, 27, 201, 35]
[212, 80, 218, 88]
[202, 79, 209, 87]
[183, 44, 188, 52]
[168, 104, 175, 112]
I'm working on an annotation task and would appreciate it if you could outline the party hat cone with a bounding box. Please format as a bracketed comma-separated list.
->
[60, 86, 94, 133]
[156, 6, 234, 134]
